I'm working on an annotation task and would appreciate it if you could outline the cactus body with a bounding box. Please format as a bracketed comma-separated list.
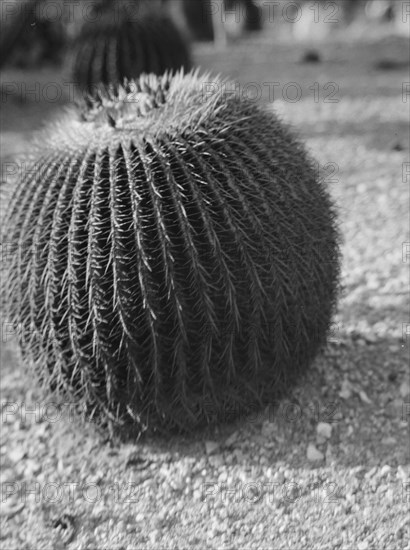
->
[2, 71, 340, 433]
[71, 9, 191, 95]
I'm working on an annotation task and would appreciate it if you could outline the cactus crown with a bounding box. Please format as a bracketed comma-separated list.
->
[81, 78, 169, 126]
[34, 71, 246, 149]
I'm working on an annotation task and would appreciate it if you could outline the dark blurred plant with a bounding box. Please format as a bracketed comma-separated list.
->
[0, 0, 66, 69]
[182, 0, 262, 42]
[0, 0, 167, 70]
[69, 1, 191, 95]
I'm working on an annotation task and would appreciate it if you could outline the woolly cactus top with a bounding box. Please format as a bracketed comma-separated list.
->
[36, 71, 256, 151]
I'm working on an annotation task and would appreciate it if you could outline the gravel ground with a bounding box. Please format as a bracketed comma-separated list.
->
[0, 28, 409, 550]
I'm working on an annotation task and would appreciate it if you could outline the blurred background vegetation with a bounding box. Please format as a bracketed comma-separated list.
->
[0, 0, 407, 70]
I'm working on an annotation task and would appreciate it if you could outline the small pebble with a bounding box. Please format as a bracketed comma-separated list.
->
[149, 530, 160, 543]
[8, 449, 26, 463]
[378, 465, 391, 477]
[359, 390, 372, 404]
[339, 379, 352, 399]
[400, 380, 410, 398]
[307, 443, 324, 462]
[381, 436, 396, 445]
[365, 466, 377, 479]
[397, 465, 409, 481]
[208, 454, 224, 468]
[261, 421, 276, 438]
[24, 460, 41, 477]
[224, 432, 238, 448]
[273, 471, 285, 484]
[205, 441, 220, 455]
[0, 502, 25, 519]
[316, 422, 332, 439]
[170, 475, 185, 491]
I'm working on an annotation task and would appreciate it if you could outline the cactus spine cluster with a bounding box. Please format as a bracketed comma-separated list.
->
[71, 7, 192, 95]
[2, 71, 340, 433]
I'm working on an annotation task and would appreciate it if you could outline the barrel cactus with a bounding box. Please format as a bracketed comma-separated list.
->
[1, 70, 340, 434]
[70, 6, 191, 95]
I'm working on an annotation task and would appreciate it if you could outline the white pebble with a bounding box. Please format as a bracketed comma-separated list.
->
[307, 443, 324, 462]
[316, 422, 332, 439]
[205, 441, 220, 455]
[378, 465, 391, 477]
[400, 380, 410, 398]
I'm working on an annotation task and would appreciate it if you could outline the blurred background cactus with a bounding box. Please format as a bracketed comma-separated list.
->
[1, 71, 340, 433]
[70, 1, 191, 94]
[0, 0, 177, 70]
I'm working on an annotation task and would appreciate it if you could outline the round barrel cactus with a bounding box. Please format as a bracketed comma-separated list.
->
[1, 71, 340, 434]
[70, 7, 191, 95]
